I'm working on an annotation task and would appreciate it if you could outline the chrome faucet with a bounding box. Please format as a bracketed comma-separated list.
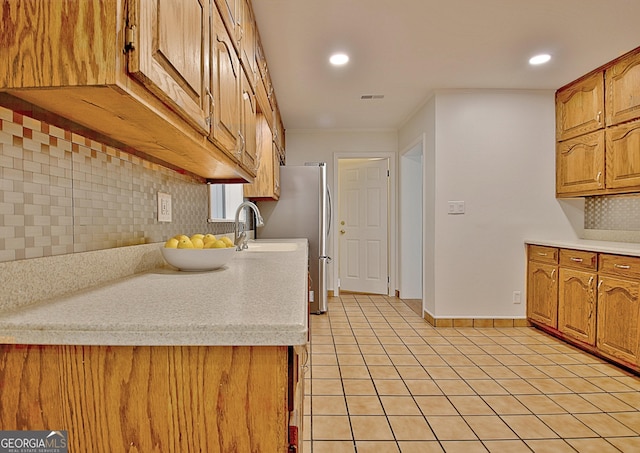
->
[234, 201, 264, 250]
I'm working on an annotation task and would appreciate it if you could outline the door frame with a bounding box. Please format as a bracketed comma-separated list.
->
[399, 134, 426, 314]
[333, 152, 397, 297]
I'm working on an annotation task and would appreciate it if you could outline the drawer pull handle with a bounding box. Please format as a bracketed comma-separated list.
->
[570, 257, 583, 263]
[614, 264, 631, 270]
[537, 252, 548, 256]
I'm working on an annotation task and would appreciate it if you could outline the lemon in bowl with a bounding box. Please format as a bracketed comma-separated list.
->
[161, 234, 236, 271]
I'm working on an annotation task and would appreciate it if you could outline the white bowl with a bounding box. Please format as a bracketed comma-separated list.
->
[160, 246, 236, 271]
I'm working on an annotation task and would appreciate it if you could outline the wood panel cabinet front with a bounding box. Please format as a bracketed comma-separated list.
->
[556, 130, 605, 196]
[244, 113, 280, 199]
[0, 345, 290, 452]
[597, 276, 640, 365]
[527, 260, 558, 328]
[606, 47, 640, 126]
[0, 0, 254, 181]
[210, 3, 242, 162]
[128, 0, 210, 133]
[558, 268, 597, 345]
[605, 120, 640, 191]
[556, 72, 605, 141]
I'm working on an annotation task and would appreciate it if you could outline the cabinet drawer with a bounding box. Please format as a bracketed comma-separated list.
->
[528, 245, 559, 264]
[559, 249, 597, 271]
[599, 254, 640, 280]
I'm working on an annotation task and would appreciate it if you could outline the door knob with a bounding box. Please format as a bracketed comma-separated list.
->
[340, 229, 346, 234]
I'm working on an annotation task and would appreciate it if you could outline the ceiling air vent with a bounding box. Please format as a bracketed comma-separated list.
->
[360, 94, 385, 100]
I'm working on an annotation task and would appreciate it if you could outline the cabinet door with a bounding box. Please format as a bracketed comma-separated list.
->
[606, 120, 640, 190]
[128, 0, 210, 133]
[558, 268, 596, 345]
[210, 3, 241, 160]
[597, 276, 640, 365]
[606, 48, 640, 126]
[239, 0, 257, 85]
[244, 114, 280, 199]
[215, 0, 239, 44]
[556, 71, 605, 141]
[241, 68, 258, 175]
[527, 262, 558, 328]
[556, 130, 605, 196]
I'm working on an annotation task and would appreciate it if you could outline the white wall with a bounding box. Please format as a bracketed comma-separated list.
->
[400, 90, 583, 319]
[285, 129, 398, 291]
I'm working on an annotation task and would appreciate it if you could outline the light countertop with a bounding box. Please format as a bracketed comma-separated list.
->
[0, 239, 309, 347]
[525, 238, 640, 257]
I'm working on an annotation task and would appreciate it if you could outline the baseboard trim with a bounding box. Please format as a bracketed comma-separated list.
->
[423, 313, 531, 328]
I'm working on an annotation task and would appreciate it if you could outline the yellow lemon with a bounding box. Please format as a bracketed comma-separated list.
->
[177, 238, 194, 249]
[174, 234, 190, 242]
[221, 236, 234, 248]
[164, 238, 179, 248]
[204, 240, 217, 249]
[191, 233, 205, 241]
[211, 239, 227, 248]
[191, 237, 205, 249]
[203, 234, 217, 244]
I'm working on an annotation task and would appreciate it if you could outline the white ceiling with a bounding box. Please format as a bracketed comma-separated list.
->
[251, 0, 640, 131]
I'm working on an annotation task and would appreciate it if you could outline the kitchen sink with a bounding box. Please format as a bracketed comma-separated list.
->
[245, 241, 300, 252]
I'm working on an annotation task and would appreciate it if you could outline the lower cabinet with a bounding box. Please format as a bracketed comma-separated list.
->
[597, 254, 640, 366]
[558, 249, 597, 346]
[0, 344, 305, 452]
[527, 244, 640, 372]
[526, 245, 559, 328]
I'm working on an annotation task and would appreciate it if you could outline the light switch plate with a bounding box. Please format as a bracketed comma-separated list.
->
[447, 201, 465, 215]
[158, 192, 172, 222]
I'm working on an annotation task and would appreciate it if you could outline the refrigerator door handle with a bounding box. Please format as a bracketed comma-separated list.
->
[326, 187, 332, 237]
[319, 255, 332, 264]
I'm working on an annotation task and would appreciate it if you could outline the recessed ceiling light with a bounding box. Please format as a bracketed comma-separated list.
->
[529, 54, 551, 65]
[329, 53, 349, 66]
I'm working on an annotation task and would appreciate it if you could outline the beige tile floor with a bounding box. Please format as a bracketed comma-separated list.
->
[303, 294, 640, 453]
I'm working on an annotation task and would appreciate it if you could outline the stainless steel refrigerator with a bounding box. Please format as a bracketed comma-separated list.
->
[257, 163, 331, 314]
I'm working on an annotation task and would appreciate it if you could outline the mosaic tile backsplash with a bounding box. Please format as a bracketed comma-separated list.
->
[0, 105, 236, 263]
[585, 195, 640, 231]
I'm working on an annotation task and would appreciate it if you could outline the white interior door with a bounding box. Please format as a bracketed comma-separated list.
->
[338, 158, 389, 294]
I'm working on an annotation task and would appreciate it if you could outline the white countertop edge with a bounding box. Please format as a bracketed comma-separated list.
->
[0, 327, 309, 347]
[524, 238, 640, 257]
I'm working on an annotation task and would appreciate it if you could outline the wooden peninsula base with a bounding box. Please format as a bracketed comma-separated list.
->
[0, 344, 305, 452]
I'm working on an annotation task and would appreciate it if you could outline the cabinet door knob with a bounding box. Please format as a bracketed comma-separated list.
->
[340, 229, 346, 235]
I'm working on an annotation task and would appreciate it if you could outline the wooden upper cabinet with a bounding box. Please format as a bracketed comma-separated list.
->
[241, 68, 258, 175]
[0, 0, 253, 181]
[556, 130, 605, 196]
[128, 0, 210, 133]
[606, 120, 640, 190]
[210, 3, 241, 162]
[215, 0, 240, 45]
[239, 0, 257, 86]
[606, 48, 640, 126]
[556, 72, 605, 141]
[244, 113, 280, 200]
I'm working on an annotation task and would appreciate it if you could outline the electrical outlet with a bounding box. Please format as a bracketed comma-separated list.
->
[513, 291, 521, 304]
[158, 192, 172, 222]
